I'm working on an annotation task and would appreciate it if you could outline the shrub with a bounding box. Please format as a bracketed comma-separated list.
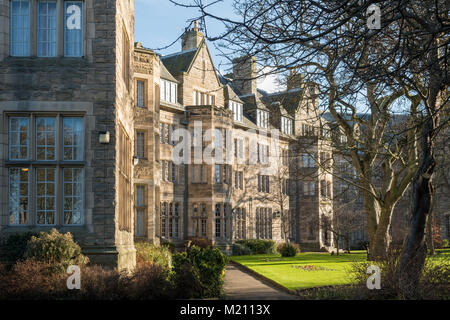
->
[186, 238, 212, 249]
[161, 241, 176, 253]
[171, 246, 227, 298]
[189, 246, 228, 297]
[349, 248, 450, 300]
[135, 242, 172, 270]
[232, 243, 252, 256]
[4, 232, 38, 262]
[24, 229, 88, 273]
[0, 260, 174, 300]
[0, 259, 68, 300]
[171, 252, 203, 299]
[442, 239, 449, 248]
[127, 263, 173, 300]
[235, 239, 276, 254]
[76, 265, 127, 300]
[279, 243, 299, 257]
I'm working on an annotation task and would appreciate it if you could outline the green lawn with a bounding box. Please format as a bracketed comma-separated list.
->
[231, 249, 450, 291]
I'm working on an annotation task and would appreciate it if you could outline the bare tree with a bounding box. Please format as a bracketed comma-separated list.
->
[170, 0, 449, 291]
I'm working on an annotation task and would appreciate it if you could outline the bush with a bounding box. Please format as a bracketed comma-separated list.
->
[135, 242, 172, 270]
[279, 243, 299, 257]
[0, 259, 174, 300]
[442, 239, 449, 248]
[349, 248, 450, 300]
[171, 252, 203, 299]
[4, 232, 38, 262]
[128, 263, 173, 299]
[172, 246, 227, 298]
[24, 229, 88, 273]
[232, 243, 252, 255]
[234, 239, 276, 254]
[0, 259, 68, 300]
[161, 241, 176, 253]
[76, 265, 128, 300]
[186, 238, 212, 249]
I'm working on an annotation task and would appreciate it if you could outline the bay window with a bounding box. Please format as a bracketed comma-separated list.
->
[7, 114, 84, 226]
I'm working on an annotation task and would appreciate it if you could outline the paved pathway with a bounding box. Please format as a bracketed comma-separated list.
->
[222, 263, 299, 300]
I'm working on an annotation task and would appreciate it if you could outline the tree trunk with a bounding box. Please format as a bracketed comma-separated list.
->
[335, 236, 339, 255]
[397, 115, 437, 298]
[368, 205, 394, 260]
[427, 210, 435, 255]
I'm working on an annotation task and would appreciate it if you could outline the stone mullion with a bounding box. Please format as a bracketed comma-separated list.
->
[30, 0, 37, 57]
[57, 0, 63, 57]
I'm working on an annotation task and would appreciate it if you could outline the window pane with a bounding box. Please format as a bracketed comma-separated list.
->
[164, 124, 169, 143]
[136, 80, 145, 107]
[165, 81, 170, 102]
[38, 1, 57, 57]
[63, 168, 83, 225]
[36, 168, 56, 225]
[36, 117, 56, 160]
[64, 1, 84, 56]
[136, 132, 145, 158]
[10, 0, 30, 56]
[63, 117, 83, 161]
[215, 164, 221, 183]
[170, 83, 177, 103]
[9, 167, 29, 225]
[136, 185, 145, 206]
[136, 208, 145, 236]
[9, 117, 29, 160]
[160, 80, 165, 101]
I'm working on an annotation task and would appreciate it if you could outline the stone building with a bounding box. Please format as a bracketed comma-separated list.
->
[0, 0, 136, 270]
[0, 2, 335, 270]
[131, 24, 335, 253]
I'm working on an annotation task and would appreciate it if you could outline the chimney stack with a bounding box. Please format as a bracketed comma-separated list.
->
[232, 56, 257, 95]
[181, 20, 204, 51]
[287, 69, 303, 91]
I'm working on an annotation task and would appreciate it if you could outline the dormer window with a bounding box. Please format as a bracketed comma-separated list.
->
[281, 116, 293, 135]
[229, 101, 243, 122]
[256, 109, 269, 129]
[160, 79, 177, 104]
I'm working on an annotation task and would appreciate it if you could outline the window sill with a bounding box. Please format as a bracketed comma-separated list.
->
[5, 160, 86, 166]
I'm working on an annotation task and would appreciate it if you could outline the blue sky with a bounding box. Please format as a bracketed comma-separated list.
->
[134, 0, 279, 92]
[134, 0, 235, 67]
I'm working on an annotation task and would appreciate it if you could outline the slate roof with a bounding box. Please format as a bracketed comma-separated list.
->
[160, 48, 198, 76]
[160, 61, 179, 83]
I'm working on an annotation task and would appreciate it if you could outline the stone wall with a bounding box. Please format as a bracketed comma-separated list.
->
[0, 0, 136, 271]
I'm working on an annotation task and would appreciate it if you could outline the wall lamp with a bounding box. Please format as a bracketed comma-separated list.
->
[99, 131, 110, 144]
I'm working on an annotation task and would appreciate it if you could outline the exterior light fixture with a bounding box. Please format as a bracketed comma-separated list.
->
[99, 131, 110, 144]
